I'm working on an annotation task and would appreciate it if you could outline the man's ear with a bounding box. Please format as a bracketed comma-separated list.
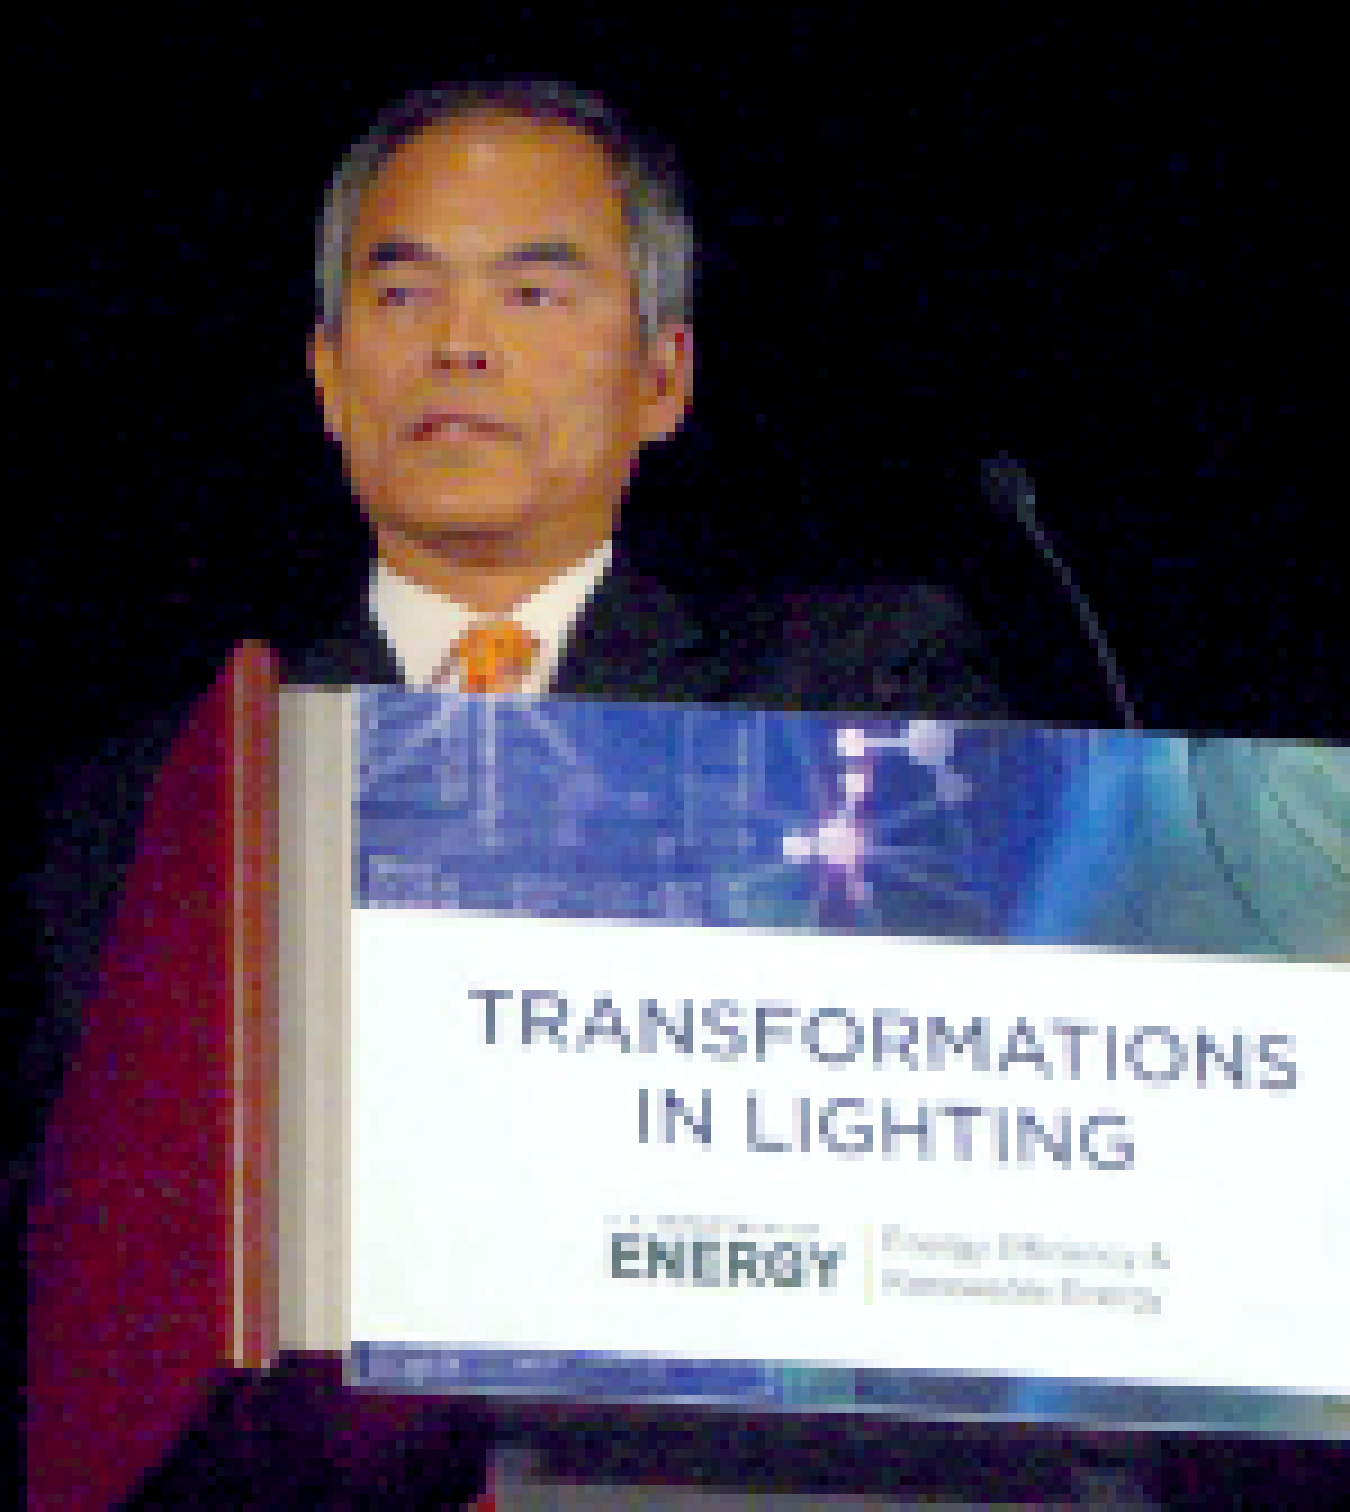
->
[307, 327, 344, 444]
[639, 324, 694, 446]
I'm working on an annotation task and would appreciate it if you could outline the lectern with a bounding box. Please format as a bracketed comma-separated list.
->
[30, 653, 1350, 1510]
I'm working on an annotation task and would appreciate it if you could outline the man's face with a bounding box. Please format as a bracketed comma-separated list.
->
[308, 110, 691, 587]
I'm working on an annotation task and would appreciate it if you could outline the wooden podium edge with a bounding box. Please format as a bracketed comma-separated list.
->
[232, 638, 279, 1371]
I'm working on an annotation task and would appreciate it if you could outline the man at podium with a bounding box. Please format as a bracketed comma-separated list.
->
[28, 77, 1017, 1511]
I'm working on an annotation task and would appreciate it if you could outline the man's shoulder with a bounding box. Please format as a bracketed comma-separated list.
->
[279, 592, 401, 686]
[726, 580, 1009, 719]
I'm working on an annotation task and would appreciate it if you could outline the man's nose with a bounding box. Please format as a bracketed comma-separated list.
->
[427, 288, 498, 371]
[432, 342, 490, 371]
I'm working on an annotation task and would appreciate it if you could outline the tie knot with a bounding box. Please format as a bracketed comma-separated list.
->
[437, 618, 540, 694]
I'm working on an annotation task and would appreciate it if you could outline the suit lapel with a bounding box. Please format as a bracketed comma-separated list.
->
[551, 548, 719, 704]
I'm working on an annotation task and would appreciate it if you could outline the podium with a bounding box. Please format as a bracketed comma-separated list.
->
[28, 657, 1348, 1508]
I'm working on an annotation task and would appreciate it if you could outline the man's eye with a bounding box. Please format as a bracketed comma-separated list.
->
[511, 286, 562, 307]
[377, 287, 425, 305]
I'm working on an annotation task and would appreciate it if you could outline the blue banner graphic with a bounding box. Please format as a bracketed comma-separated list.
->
[354, 693, 1350, 960]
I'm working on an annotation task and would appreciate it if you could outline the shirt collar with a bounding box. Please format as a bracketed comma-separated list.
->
[370, 539, 614, 693]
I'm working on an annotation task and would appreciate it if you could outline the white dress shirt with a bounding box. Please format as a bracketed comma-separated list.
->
[369, 539, 613, 696]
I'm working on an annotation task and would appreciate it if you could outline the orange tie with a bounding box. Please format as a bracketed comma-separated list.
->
[435, 618, 540, 694]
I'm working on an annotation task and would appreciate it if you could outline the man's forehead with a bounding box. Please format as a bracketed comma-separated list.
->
[357, 111, 624, 239]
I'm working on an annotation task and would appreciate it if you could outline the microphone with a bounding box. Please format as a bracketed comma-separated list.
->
[981, 453, 1139, 729]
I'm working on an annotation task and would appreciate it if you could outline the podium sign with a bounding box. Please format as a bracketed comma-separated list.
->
[339, 692, 1350, 1437]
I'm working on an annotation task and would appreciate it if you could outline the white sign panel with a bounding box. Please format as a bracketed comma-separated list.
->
[352, 911, 1350, 1399]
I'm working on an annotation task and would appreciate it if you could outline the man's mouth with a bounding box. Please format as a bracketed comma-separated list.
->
[410, 411, 511, 442]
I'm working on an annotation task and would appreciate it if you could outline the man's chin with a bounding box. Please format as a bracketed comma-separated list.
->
[378, 492, 538, 541]
[367, 504, 551, 573]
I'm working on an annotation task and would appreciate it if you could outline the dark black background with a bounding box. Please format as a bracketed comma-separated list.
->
[11, 4, 1346, 1506]
[15, 8, 1343, 756]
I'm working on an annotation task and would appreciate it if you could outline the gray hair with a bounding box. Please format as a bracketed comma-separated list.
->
[315, 79, 695, 353]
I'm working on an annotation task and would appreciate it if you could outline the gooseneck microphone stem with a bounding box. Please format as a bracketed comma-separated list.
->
[982, 455, 1139, 730]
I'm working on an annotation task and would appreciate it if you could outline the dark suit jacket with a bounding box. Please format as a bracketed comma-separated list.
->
[25, 549, 1008, 1510]
[281, 551, 1008, 720]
